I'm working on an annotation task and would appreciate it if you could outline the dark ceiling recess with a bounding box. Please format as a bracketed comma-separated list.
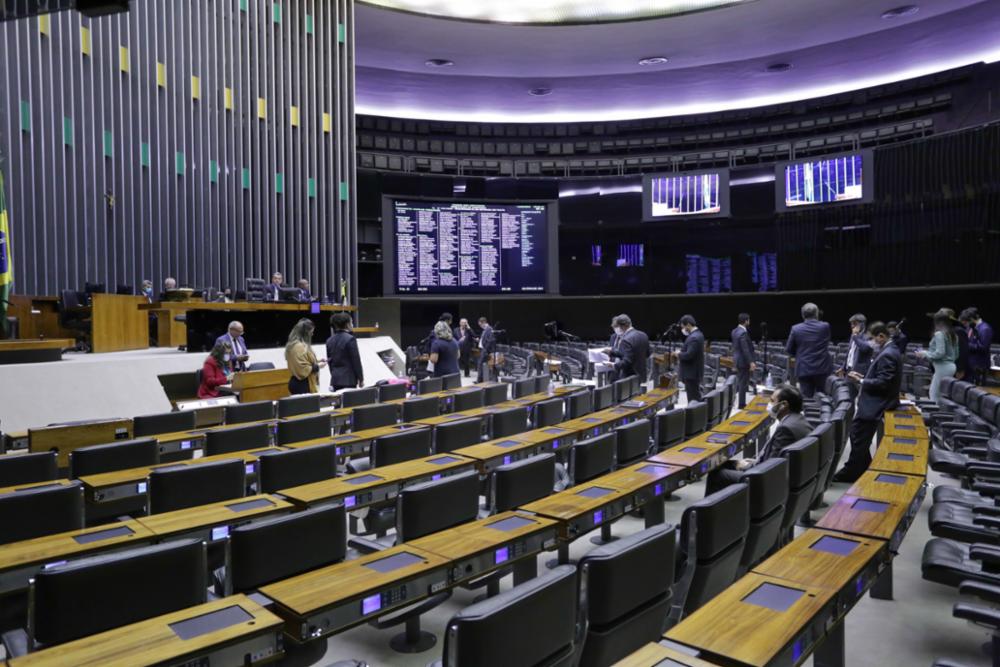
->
[1, 0, 129, 22]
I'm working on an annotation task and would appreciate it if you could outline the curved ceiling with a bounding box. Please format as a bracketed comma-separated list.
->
[355, 0, 1000, 122]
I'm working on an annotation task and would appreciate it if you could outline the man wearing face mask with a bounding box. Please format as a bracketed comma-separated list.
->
[704, 384, 812, 493]
[605, 314, 650, 385]
[837, 313, 873, 398]
[674, 314, 705, 402]
[833, 321, 902, 483]
[215, 321, 249, 373]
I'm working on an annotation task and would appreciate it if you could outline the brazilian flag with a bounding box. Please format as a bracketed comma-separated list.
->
[0, 167, 12, 338]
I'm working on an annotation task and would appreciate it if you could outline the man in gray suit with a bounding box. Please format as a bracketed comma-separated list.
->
[731, 312, 756, 408]
[785, 302, 833, 398]
[705, 385, 813, 494]
[607, 314, 650, 384]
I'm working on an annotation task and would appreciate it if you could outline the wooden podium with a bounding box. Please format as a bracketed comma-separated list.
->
[231, 368, 292, 402]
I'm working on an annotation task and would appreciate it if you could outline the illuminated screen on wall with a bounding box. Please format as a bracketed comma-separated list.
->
[385, 199, 556, 294]
[643, 170, 730, 220]
[616, 244, 644, 267]
[777, 151, 874, 210]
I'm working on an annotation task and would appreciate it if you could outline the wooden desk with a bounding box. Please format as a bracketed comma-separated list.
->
[136, 494, 293, 542]
[647, 431, 745, 482]
[286, 424, 418, 459]
[90, 293, 149, 353]
[232, 368, 293, 403]
[0, 338, 76, 364]
[882, 418, 929, 439]
[711, 407, 771, 438]
[870, 438, 929, 477]
[0, 479, 76, 497]
[5, 295, 76, 340]
[260, 544, 450, 643]
[8, 594, 283, 666]
[614, 641, 724, 667]
[0, 520, 154, 595]
[600, 461, 687, 509]
[816, 471, 924, 552]
[521, 482, 634, 543]
[454, 427, 575, 474]
[29, 418, 133, 467]
[665, 573, 836, 667]
[144, 301, 358, 314]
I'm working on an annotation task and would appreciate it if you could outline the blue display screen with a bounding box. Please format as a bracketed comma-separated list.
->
[362, 594, 382, 615]
[495, 547, 510, 564]
[784, 154, 864, 207]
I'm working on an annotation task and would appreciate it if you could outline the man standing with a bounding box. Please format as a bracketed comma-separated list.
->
[785, 302, 833, 398]
[962, 307, 994, 385]
[327, 312, 364, 390]
[454, 317, 476, 377]
[215, 321, 249, 373]
[833, 322, 902, 483]
[731, 313, 755, 408]
[607, 314, 650, 385]
[477, 316, 496, 382]
[264, 272, 283, 301]
[838, 313, 874, 397]
[887, 320, 909, 355]
[676, 314, 705, 402]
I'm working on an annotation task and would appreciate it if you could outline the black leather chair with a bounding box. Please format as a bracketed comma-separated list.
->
[441, 373, 462, 390]
[341, 387, 378, 408]
[577, 524, 676, 667]
[683, 401, 708, 439]
[277, 394, 321, 418]
[378, 382, 409, 402]
[489, 453, 555, 513]
[223, 399, 275, 425]
[0, 451, 58, 487]
[435, 419, 482, 453]
[356, 428, 433, 470]
[351, 403, 398, 431]
[453, 388, 485, 412]
[567, 390, 593, 419]
[512, 377, 536, 399]
[533, 399, 564, 428]
[807, 422, 836, 512]
[69, 438, 159, 477]
[570, 433, 616, 484]
[739, 458, 789, 571]
[656, 408, 686, 451]
[591, 384, 612, 410]
[0, 482, 85, 545]
[613, 378, 633, 404]
[704, 390, 723, 428]
[147, 459, 245, 514]
[613, 419, 651, 467]
[133, 410, 196, 437]
[929, 501, 1000, 546]
[779, 436, 820, 543]
[671, 483, 749, 619]
[536, 375, 551, 394]
[204, 423, 270, 457]
[402, 396, 440, 422]
[491, 406, 529, 439]
[257, 444, 338, 493]
[276, 413, 330, 445]
[922, 537, 1000, 588]
[417, 377, 444, 395]
[483, 383, 509, 406]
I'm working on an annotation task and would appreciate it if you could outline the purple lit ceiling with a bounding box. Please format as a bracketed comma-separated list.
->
[354, 0, 1000, 121]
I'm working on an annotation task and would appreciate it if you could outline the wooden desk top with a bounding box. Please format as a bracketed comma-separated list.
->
[8, 594, 282, 667]
[599, 461, 687, 494]
[520, 482, 632, 521]
[409, 511, 558, 562]
[0, 520, 154, 574]
[0, 479, 76, 497]
[752, 528, 888, 591]
[136, 494, 293, 538]
[665, 573, 835, 667]
[260, 544, 449, 617]
[883, 419, 929, 439]
[29, 418, 134, 467]
[747, 395, 771, 410]
[144, 301, 357, 312]
[613, 642, 724, 667]
[647, 431, 743, 469]
[846, 469, 925, 503]
[0, 338, 75, 351]
[79, 448, 280, 491]
[815, 489, 915, 542]
[869, 440, 928, 477]
[711, 408, 770, 436]
[454, 430, 564, 463]
[284, 424, 419, 451]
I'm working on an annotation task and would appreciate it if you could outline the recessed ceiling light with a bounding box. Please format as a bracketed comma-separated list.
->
[529, 87, 553, 97]
[638, 56, 669, 66]
[425, 58, 454, 68]
[881, 5, 919, 19]
[765, 62, 793, 73]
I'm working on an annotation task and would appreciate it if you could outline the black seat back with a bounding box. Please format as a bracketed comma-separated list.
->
[491, 454, 555, 513]
[340, 387, 378, 408]
[656, 408, 686, 450]
[276, 414, 330, 445]
[418, 377, 444, 395]
[277, 394, 320, 418]
[577, 524, 676, 667]
[204, 423, 271, 457]
[684, 401, 708, 438]
[133, 410, 196, 437]
[378, 382, 409, 402]
[229, 506, 346, 592]
[809, 422, 836, 497]
[780, 437, 820, 534]
[571, 433, 616, 483]
[397, 471, 480, 542]
[593, 384, 613, 410]
[613, 378, 632, 404]
[938, 376, 956, 404]
[351, 403, 398, 431]
[979, 395, 1000, 426]
[568, 391, 593, 419]
[30, 540, 207, 648]
[0, 482, 85, 545]
[534, 399, 564, 428]
[536, 375, 551, 394]
[512, 377, 536, 399]
[704, 390, 723, 428]
[435, 419, 482, 453]
[224, 400, 275, 425]
[402, 396, 440, 422]
[372, 428, 433, 467]
[257, 445, 338, 493]
[69, 438, 159, 478]
[452, 388, 484, 412]
[613, 419, 651, 467]
[483, 383, 509, 406]
[491, 406, 529, 439]
[0, 451, 58, 487]
[442, 373, 463, 390]
[148, 459, 245, 514]
[738, 458, 789, 569]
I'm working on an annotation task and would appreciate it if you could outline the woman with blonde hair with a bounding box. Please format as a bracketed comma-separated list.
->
[285, 318, 326, 394]
[919, 309, 959, 403]
[429, 320, 460, 378]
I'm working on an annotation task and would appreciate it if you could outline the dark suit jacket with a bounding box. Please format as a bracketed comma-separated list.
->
[610, 328, 650, 382]
[969, 322, 995, 371]
[678, 329, 706, 382]
[731, 326, 754, 370]
[297, 288, 311, 303]
[214, 333, 248, 373]
[454, 326, 475, 355]
[785, 319, 833, 377]
[856, 342, 903, 421]
[264, 283, 281, 302]
[759, 412, 814, 462]
[893, 331, 909, 356]
[479, 326, 496, 358]
[326, 330, 363, 388]
[841, 333, 874, 375]
[954, 324, 971, 378]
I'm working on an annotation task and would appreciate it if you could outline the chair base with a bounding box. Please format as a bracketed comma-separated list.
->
[389, 619, 437, 654]
[589, 523, 617, 545]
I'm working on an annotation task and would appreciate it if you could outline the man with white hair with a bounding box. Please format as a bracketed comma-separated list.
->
[785, 302, 832, 398]
[607, 313, 650, 384]
[215, 320, 249, 373]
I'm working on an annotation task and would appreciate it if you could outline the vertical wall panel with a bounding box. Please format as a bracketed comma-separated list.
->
[0, 0, 357, 303]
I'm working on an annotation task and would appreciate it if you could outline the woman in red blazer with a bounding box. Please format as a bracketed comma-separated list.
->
[198, 342, 232, 398]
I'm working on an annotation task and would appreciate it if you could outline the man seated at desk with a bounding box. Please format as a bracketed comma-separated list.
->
[296, 279, 312, 302]
[704, 385, 812, 494]
[216, 320, 249, 373]
[264, 272, 284, 302]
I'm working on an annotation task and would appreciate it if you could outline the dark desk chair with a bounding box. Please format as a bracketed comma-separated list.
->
[133, 410, 196, 437]
[614, 418, 652, 468]
[417, 377, 443, 395]
[512, 377, 536, 399]
[0, 451, 58, 487]
[204, 423, 270, 457]
[738, 457, 788, 572]
[402, 396, 439, 422]
[922, 538, 1000, 589]
[613, 377, 634, 404]
[483, 383, 509, 406]
[489, 453, 555, 514]
[806, 422, 836, 515]
[577, 524, 676, 667]
[656, 408, 686, 451]
[441, 373, 462, 390]
[452, 388, 484, 412]
[378, 383, 409, 402]
[567, 390, 593, 419]
[435, 419, 482, 453]
[257, 444, 338, 494]
[350, 428, 433, 473]
[491, 406, 528, 439]
[147, 459, 245, 514]
[536, 375, 551, 394]
[778, 436, 820, 545]
[69, 438, 159, 477]
[224, 399, 275, 425]
[0, 482, 84, 545]
[277, 394, 321, 418]
[533, 398, 564, 428]
[593, 384, 613, 410]
[720, 375, 734, 419]
[683, 401, 708, 439]
[671, 483, 749, 621]
[433, 565, 582, 667]
[341, 387, 378, 408]
[276, 414, 331, 446]
[351, 403, 398, 432]
[246, 362, 275, 371]
[704, 390, 723, 428]
[570, 433, 616, 484]
[58, 290, 91, 350]
[1, 540, 206, 658]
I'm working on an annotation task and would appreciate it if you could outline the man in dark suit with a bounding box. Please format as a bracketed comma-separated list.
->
[215, 321, 249, 373]
[838, 313, 874, 397]
[731, 313, 756, 408]
[477, 316, 497, 382]
[833, 322, 902, 483]
[326, 312, 363, 390]
[887, 320, 909, 355]
[296, 279, 312, 303]
[607, 314, 650, 385]
[263, 272, 283, 302]
[962, 307, 995, 386]
[705, 385, 812, 494]
[454, 317, 476, 377]
[785, 302, 833, 398]
[676, 314, 705, 402]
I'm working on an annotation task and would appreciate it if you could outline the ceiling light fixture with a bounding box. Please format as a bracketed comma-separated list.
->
[638, 56, 669, 66]
[765, 62, 793, 73]
[529, 87, 553, 97]
[424, 58, 455, 67]
[881, 5, 919, 19]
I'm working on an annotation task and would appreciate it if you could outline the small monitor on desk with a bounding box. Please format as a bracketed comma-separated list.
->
[279, 287, 302, 303]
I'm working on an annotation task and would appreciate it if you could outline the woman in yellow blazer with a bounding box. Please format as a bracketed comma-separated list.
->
[285, 318, 327, 394]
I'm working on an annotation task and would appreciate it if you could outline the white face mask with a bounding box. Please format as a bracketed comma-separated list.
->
[767, 402, 781, 418]
[223, 354, 231, 361]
